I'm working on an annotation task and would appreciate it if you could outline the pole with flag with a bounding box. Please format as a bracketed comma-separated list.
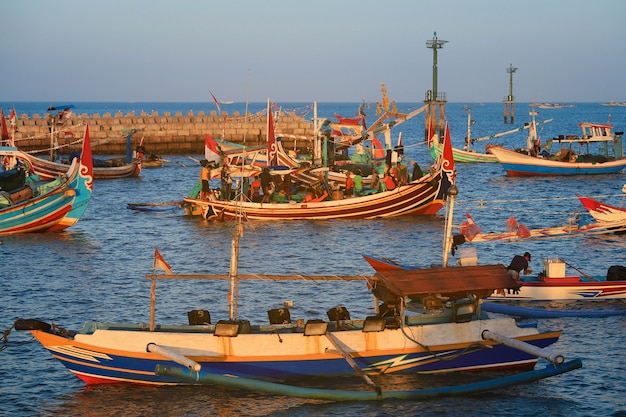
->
[440, 122, 458, 267]
[150, 248, 173, 330]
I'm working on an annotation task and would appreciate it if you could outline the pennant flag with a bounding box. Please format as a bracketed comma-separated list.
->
[209, 90, 221, 114]
[441, 121, 456, 184]
[9, 109, 17, 128]
[1, 110, 9, 142]
[371, 137, 385, 159]
[204, 134, 221, 164]
[154, 247, 172, 274]
[267, 101, 277, 166]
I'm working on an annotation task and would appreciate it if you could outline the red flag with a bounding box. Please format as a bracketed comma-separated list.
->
[79, 124, 94, 187]
[209, 90, 221, 114]
[267, 101, 277, 166]
[441, 121, 455, 183]
[204, 134, 221, 164]
[9, 109, 16, 128]
[1, 110, 9, 142]
[371, 137, 385, 158]
[154, 247, 172, 274]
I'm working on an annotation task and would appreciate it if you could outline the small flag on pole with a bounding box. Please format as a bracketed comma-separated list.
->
[154, 247, 172, 274]
[209, 90, 222, 115]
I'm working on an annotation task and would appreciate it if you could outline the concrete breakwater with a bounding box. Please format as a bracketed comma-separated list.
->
[9, 109, 314, 156]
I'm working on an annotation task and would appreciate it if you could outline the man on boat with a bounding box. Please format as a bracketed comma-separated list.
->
[199, 160, 210, 200]
[259, 167, 273, 203]
[507, 252, 532, 280]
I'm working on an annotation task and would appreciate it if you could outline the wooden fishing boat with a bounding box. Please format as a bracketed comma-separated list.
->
[364, 255, 626, 301]
[489, 122, 626, 176]
[182, 170, 446, 220]
[578, 186, 626, 223]
[0, 124, 94, 234]
[16, 128, 143, 180]
[428, 109, 553, 164]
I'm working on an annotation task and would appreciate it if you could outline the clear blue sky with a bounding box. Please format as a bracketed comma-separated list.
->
[2, 0, 625, 103]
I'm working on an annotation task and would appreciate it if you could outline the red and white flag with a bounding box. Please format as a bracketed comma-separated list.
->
[153, 247, 172, 275]
[9, 109, 17, 128]
[267, 100, 277, 166]
[204, 134, 221, 164]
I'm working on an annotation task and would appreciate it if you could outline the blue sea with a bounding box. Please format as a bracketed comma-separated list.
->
[1, 102, 625, 416]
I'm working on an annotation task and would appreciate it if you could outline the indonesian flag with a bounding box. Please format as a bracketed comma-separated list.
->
[204, 134, 221, 164]
[153, 247, 172, 274]
[9, 109, 16, 128]
[267, 100, 277, 166]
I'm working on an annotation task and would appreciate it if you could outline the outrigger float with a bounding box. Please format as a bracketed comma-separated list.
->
[2, 125, 582, 401]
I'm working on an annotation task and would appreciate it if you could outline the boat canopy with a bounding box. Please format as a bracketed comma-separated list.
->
[375, 264, 516, 299]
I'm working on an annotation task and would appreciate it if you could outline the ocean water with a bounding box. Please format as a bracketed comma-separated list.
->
[0, 102, 625, 416]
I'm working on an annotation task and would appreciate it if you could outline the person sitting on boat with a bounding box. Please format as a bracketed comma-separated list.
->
[411, 161, 423, 181]
[506, 252, 532, 281]
[345, 171, 354, 197]
[370, 168, 380, 192]
[353, 169, 363, 196]
[396, 159, 408, 185]
[383, 171, 397, 191]
[199, 160, 211, 200]
[281, 172, 293, 200]
[250, 175, 261, 202]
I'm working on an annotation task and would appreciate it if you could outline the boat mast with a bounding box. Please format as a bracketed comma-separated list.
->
[441, 183, 458, 267]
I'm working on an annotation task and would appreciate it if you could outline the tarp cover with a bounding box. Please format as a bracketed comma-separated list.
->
[375, 264, 517, 299]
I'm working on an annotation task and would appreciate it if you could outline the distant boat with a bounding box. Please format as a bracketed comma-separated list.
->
[489, 121, 626, 176]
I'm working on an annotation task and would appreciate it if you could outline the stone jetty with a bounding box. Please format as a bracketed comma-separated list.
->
[9, 109, 314, 156]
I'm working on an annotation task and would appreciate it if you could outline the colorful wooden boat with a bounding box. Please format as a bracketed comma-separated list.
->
[578, 188, 626, 223]
[428, 110, 553, 164]
[16, 129, 142, 180]
[182, 170, 446, 220]
[489, 122, 626, 176]
[10, 256, 578, 389]
[0, 125, 93, 235]
[363, 255, 626, 301]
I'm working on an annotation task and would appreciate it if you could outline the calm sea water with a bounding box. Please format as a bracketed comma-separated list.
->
[1, 102, 625, 416]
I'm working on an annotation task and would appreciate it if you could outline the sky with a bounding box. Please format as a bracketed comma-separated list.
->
[2, 0, 625, 104]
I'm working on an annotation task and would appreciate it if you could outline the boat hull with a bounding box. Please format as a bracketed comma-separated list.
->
[17, 151, 141, 180]
[489, 146, 626, 176]
[578, 196, 626, 223]
[26, 316, 560, 385]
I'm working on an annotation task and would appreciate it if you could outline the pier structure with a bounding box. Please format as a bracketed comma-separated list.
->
[424, 32, 447, 142]
[6, 109, 313, 156]
[503, 64, 517, 124]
